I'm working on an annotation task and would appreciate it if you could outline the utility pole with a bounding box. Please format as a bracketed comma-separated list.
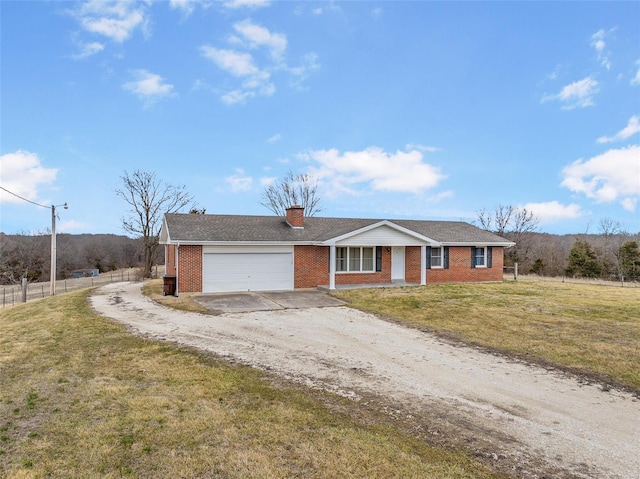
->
[50, 203, 68, 296]
[0, 187, 68, 296]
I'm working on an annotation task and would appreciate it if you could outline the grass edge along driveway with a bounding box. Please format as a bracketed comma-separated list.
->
[0, 289, 504, 479]
[334, 278, 640, 393]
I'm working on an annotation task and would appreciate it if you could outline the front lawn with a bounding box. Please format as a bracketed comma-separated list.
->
[0, 290, 503, 478]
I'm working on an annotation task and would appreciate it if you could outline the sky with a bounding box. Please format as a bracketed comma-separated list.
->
[1, 0, 639, 237]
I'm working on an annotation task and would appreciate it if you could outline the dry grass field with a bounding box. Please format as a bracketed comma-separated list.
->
[334, 278, 640, 392]
[0, 289, 503, 479]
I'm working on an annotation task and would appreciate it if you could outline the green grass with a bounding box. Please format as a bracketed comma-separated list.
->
[334, 279, 640, 391]
[0, 289, 503, 479]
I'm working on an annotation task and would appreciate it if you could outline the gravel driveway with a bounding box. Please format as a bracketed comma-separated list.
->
[90, 282, 639, 479]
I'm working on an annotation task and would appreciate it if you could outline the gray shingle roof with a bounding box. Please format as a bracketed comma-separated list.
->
[162, 213, 512, 245]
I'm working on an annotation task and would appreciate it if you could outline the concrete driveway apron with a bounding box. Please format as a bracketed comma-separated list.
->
[194, 290, 345, 313]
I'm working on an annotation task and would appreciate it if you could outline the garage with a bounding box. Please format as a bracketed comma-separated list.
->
[202, 246, 294, 293]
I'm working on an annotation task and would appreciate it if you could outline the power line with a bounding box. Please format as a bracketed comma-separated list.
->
[0, 185, 50, 209]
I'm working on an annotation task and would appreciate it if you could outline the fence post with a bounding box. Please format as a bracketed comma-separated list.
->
[514, 262, 518, 281]
[21, 278, 28, 303]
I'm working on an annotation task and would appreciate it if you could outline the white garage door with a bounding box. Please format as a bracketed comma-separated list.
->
[203, 250, 293, 293]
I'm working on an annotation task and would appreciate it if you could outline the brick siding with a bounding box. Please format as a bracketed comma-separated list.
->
[427, 246, 504, 283]
[295, 245, 503, 288]
[178, 243, 504, 292]
[294, 245, 329, 288]
[405, 246, 423, 283]
[177, 245, 202, 293]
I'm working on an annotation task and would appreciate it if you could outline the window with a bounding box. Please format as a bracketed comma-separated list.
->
[431, 247, 443, 268]
[336, 247, 348, 272]
[362, 247, 374, 271]
[349, 247, 361, 271]
[475, 247, 486, 267]
[337, 246, 375, 272]
[472, 246, 492, 268]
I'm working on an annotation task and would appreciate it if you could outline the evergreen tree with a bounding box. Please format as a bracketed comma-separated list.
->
[619, 241, 640, 282]
[530, 258, 545, 275]
[565, 239, 602, 278]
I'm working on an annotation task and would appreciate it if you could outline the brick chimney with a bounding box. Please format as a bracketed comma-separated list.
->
[285, 205, 304, 228]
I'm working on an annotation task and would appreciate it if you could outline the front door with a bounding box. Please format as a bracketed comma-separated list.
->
[391, 246, 405, 281]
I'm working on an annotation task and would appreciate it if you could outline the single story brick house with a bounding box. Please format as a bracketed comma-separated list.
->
[160, 206, 514, 294]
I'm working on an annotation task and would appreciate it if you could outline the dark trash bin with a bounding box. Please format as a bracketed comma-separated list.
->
[163, 275, 177, 296]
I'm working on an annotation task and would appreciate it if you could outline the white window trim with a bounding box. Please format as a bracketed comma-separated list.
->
[431, 247, 444, 269]
[475, 246, 487, 268]
[336, 246, 376, 273]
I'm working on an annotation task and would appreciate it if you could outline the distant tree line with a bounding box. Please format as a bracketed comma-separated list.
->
[513, 232, 640, 282]
[477, 206, 640, 283]
[0, 233, 160, 286]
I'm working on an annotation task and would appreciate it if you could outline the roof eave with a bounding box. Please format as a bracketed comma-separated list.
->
[159, 240, 326, 246]
[440, 241, 516, 247]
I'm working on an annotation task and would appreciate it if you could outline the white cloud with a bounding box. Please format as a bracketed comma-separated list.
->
[57, 219, 89, 233]
[631, 60, 640, 86]
[123, 69, 175, 106]
[260, 176, 277, 186]
[0, 150, 58, 204]
[225, 169, 253, 192]
[590, 29, 612, 70]
[169, 0, 200, 17]
[405, 143, 441, 153]
[200, 46, 275, 103]
[201, 18, 317, 104]
[72, 0, 147, 43]
[267, 133, 282, 143]
[288, 52, 320, 86]
[429, 190, 454, 202]
[523, 201, 583, 223]
[542, 76, 599, 109]
[597, 116, 640, 143]
[221, 89, 255, 105]
[303, 146, 446, 195]
[223, 0, 270, 9]
[200, 46, 259, 77]
[310, 4, 341, 15]
[371, 7, 383, 18]
[561, 145, 640, 212]
[233, 20, 287, 63]
[72, 41, 105, 60]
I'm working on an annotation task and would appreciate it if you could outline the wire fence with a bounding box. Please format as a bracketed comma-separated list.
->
[515, 274, 640, 288]
[1, 266, 165, 308]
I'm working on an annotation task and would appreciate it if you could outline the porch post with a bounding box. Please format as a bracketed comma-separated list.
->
[329, 244, 336, 290]
[420, 245, 427, 285]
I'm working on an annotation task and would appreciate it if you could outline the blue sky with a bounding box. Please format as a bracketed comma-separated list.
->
[1, 0, 639, 236]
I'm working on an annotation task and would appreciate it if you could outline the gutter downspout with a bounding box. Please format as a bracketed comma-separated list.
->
[421, 245, 427, 286]
[175, 242, 180, 297]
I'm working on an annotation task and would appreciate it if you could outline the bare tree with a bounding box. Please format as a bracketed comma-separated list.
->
[598, 217, 629, 284]
[475, 204, 539, 266]
[260, 170, 322, 217]
[511, 207, 538, 243]
[116, 170, 194, 278]
[476, 205, 514, 237]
